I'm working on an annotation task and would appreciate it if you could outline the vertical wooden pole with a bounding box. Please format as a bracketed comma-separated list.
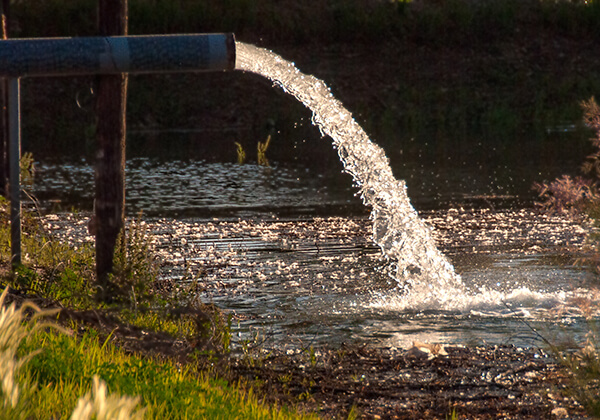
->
[95, 0, 128, 299]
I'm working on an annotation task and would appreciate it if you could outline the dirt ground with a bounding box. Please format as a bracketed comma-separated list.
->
[231, 344, 587, 419]
[50, 302, 588, 420]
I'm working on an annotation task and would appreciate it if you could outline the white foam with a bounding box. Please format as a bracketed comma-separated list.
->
[367, 285, 599, 320]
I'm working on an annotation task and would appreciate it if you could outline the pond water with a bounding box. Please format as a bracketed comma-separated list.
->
[35, 155, 597, 351]
[29, 43, 599, 352]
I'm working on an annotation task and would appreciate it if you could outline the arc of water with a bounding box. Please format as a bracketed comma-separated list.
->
[235, 42, 462, 293]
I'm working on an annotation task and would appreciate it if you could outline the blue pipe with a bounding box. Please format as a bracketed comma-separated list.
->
[0, 33, 235, 77]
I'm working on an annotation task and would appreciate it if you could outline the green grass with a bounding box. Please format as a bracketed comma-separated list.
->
[0, 282, 315, 419]
[18, 328, 313, 419]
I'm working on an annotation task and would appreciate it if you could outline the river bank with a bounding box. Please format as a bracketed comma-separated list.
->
[44, 296, 591, 419]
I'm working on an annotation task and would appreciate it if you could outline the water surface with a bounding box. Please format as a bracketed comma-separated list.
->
[31, 43, 599, 351]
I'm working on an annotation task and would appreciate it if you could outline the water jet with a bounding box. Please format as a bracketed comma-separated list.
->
[235, 42, 461, 293]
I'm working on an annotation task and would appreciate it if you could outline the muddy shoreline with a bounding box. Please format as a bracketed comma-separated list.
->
[231, 344, 586, 419]
[50, 298, 588, 419]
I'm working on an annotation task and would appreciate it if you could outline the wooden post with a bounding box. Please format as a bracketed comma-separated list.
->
[95, 0, 128, 299]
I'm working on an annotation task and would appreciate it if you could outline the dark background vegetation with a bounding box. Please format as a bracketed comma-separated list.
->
[10, 0, 600, 173]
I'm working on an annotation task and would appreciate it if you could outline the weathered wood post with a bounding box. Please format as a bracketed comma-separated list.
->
[95, 0, 128, 299]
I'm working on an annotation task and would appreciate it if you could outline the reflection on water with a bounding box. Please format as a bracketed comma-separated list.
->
[43, 208, 595, 350]
[34, 157, 361, 218]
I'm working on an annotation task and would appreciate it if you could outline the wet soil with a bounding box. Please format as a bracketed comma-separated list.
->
[233, 344, 586, 419]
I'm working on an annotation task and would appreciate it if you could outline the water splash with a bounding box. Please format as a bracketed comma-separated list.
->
[236, 42, 463, 297]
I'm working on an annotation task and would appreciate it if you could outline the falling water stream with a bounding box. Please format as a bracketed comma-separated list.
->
[35, 43, 599, 350]
[236, 42, 463, 303]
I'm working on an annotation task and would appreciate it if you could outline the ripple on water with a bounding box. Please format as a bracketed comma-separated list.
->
[43, 208, 595, 349]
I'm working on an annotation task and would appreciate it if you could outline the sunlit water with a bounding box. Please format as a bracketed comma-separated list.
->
[233, 42, 600, 340]
[32, 43, 600, 350]
[34, 158, 361, 218]
[43, 209, 595, 349]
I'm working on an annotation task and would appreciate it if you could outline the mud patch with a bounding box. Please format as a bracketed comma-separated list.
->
[232, 344, 585, 419]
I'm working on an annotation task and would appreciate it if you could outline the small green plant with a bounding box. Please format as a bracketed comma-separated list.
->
[235, 141, 246, 164]
[303, 345, 317, 368]
[257, 134, 272, 167]
[195, 307, 233, 354]
[446, 405, 459, 420]
[109, 213, 159, 307]
[19, 152, 35, 189]
[278, 373, 292, 384]
[346, 404, 360, 420]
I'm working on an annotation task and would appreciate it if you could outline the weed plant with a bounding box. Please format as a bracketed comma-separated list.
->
[235, 141, 247, 164]
[257, 134, 272, 167]
[109, 213, 159, 307]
